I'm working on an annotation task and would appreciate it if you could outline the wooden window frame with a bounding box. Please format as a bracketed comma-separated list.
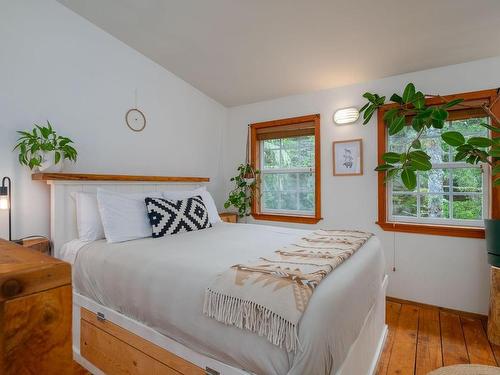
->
[250, 114, 321, 224]
[377, 88, 500, 239]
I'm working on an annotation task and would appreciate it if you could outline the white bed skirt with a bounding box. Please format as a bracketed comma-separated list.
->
[73, 275, 388, 375]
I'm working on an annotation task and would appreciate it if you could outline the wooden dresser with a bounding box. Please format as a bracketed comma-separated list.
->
[0, 239, 72, 374]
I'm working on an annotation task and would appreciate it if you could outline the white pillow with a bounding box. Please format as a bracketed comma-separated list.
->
[74, 192, 105, 241]
[97, 189, 162, 243]
[162, 187, 222, 224]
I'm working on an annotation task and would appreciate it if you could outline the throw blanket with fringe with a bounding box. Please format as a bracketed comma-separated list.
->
[203, 229, 373, 352]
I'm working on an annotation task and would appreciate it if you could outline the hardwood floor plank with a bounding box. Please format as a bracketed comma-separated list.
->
[72, 361, 90, 375]
[386, 304, 419, 375]
[416, 308, 443, 375]
[489, 342, 500, 367]
[440, 311, 469, 366]
[375, 302, 402, 375]
[481, 319, 500, 366]
[461, 316, 497, 366]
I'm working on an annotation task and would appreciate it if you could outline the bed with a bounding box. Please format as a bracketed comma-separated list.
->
[41, 174, 388, 375]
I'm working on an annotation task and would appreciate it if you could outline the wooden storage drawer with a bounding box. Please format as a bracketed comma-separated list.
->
[81, 308, 204, 375]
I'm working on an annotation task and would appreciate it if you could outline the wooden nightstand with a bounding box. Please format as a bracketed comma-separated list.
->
[18, 237, 51, 255]
[0, 239, 72, 373]
[219, 212, 238, 223]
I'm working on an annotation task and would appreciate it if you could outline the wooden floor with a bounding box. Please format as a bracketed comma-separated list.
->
[73, 299, 500, 375]
[377, 300, 500, 375]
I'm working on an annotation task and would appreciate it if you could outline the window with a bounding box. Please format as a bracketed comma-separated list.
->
[388, 116, 489, 227]
[377, 89, 500, 238]
[250, 114, 321, 224]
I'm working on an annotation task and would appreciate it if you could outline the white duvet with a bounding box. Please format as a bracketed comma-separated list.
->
[71, 223, 385, 375]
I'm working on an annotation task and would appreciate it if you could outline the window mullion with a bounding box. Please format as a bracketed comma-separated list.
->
[448, 168, 453, 220]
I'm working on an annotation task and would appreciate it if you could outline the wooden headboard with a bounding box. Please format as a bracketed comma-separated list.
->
[33, 173, 210, 259]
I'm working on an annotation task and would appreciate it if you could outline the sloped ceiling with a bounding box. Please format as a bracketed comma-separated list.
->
[58, 0, 500, 106]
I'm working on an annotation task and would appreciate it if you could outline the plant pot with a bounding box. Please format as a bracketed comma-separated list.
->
[37, 151, 64, 173]
[243, 177, 255, 185]
[486, 219, 500, 267]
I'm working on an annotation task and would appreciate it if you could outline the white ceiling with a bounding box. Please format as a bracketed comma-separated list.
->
[58, 0, 500, 107]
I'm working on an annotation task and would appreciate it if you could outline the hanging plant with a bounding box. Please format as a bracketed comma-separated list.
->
[224, 163, 260, 217]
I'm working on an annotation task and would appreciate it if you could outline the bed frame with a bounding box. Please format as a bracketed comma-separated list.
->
[39, 173, 388, 375]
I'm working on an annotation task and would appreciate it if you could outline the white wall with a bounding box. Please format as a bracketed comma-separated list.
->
[225, 56, 500, 314]
[0, 0, 227, 241]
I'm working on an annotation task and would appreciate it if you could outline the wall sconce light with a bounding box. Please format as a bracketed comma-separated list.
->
[333, 107, 360, 125]
[0, 177, 12, 241]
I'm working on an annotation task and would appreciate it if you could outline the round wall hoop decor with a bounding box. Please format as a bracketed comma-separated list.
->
[125, 108, 146, 132]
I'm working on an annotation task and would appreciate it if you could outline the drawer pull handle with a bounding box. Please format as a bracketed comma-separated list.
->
[96, 312, 106, 322]
[205, 367, 220, 375]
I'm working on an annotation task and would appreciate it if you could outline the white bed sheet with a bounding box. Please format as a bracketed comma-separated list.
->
[71, 223, 385, 375]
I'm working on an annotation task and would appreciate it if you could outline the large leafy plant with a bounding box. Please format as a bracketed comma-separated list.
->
[359, 83, 500, 190]
[224, 163, 260, 217]
[14, 121, 77, 170]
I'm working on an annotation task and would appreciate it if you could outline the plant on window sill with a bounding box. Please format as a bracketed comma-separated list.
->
[359, 83, 500, 190]
[224, 163, 260, 218]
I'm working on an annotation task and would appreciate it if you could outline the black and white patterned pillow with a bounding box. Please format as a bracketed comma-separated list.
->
[145, 196, 211, 238]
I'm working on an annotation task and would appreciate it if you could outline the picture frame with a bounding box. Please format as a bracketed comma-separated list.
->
[332, 139, 363, 176]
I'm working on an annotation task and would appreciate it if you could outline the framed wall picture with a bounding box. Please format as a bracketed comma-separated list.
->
[332, 139, 363, 176]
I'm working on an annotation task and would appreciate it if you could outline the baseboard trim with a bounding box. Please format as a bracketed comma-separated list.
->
[386, 296, 487, 321]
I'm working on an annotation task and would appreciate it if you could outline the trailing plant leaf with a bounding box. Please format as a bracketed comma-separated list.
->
[402, 83, 416, 104]
[467, 137, 493, 148]
[390, 94, 403, 104]
[401, 168, 417, 190]
[413, 92, 425, 109]
[383, 108, 399, 122]
[388, 116, 405, 135]
[374, 163, 395, 171]
[382, 152, 401, 163]
[480, 122, 500, 133]
[408, 152, 432, 171]
[441, 98, 464, 109]
[441, 131, 465, 147]
[454, 151, 468, 161]
[431, 108, 448, 122]
[411, 139, 422, 149]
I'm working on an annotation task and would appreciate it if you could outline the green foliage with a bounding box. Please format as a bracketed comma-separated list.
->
[224, 164, 260, 218]
[14, 121, 77, 170]
[359, 83, 500, 190]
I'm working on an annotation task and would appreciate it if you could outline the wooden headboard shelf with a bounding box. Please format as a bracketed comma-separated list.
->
[32, 173, 209, 183]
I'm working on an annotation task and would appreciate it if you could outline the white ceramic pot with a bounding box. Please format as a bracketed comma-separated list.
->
[244, 177, 255, 185]
[37, 151, 64, 172]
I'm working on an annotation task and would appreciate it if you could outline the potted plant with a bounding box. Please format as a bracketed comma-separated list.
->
[359, 83, 500, 264]
[224, 163, 260, 218]
[14, 121, 78, 172]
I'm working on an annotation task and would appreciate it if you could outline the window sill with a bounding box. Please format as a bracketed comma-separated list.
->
[252, 213, 321, 224]
[376, 221, 485, 239]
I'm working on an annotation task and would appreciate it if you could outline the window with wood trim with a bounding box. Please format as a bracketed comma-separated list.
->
[250, 114, 321, 224]
[377, 89, 500, 238]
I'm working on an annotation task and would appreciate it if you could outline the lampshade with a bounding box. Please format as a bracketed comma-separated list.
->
[0, 196, 8, 210]
[1, 177, 11, 241]
[0, 186, 8, 210]
[333, 107, 359, 125]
